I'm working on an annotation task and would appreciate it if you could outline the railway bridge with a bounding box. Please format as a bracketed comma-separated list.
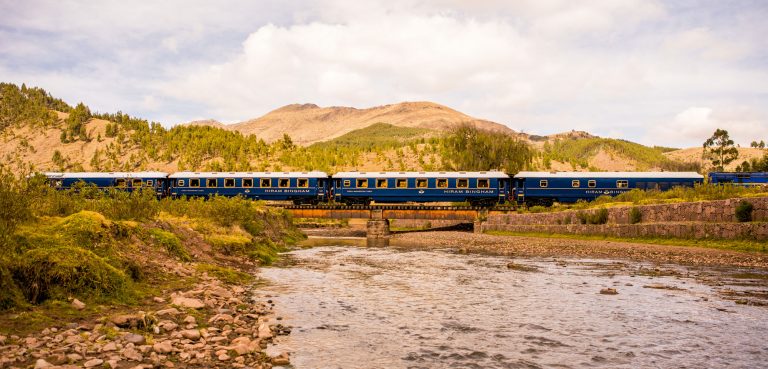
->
[283, 205, 515, 238]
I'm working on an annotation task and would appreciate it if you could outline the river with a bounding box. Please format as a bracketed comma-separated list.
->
[258, 238, 768, 369]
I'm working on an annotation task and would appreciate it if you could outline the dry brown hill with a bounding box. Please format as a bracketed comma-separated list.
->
[190, 101, 516, 145]
[664, 147, 765, 171]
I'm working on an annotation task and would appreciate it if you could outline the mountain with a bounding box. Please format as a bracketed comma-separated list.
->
[187, 101, 516, 145]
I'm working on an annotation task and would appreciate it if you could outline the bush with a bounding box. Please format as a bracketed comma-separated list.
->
[629, 207, 642, 224]
[0, 263, 26, 310]
[148, 228, 190, 261]
[13, 246, 128, 303]
[577, 208, 609, 225]
[735, 201, 754, 222]
[528, 206, 547, 213]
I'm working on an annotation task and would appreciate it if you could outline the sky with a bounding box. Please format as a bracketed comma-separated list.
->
[1, 0, 767, 147]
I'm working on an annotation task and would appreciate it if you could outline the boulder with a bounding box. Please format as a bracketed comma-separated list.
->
[599, 288, 619, 295]
[155, 308, 180, 317]
[102, 341, 117, 352]
[122, 347, 143, 362]
[180, 330, 201, 341]
[84, 358, 104, 368]
[34, 359, 53, 368]
[124, 334, 146, 345]
[171, 297, 205, 309]
[153, 341, 173, 354]
[71, 299, 86, 310]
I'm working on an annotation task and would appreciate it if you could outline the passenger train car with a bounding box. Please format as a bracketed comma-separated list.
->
[43, 172, 170, 196]
[332, 171, 509, 206]
[513, 171, 704, 206]
[168, 171, 328, 204]
[708, 172, 768, 186]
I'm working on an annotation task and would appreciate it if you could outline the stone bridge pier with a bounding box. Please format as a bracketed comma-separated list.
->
[366, 209, 391, 239]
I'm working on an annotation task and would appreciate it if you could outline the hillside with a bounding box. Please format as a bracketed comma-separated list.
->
[664, 147, 766, 171]
[5, 82, 758, 175]
[199, 101, 516, 145]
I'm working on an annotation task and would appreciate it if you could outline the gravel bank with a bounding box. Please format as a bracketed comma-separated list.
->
[391, 231, 768, 269]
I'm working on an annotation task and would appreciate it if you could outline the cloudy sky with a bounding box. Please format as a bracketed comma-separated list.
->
[1, 0, 766, 147]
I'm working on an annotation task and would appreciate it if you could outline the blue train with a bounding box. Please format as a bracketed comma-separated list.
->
[43, 170, 745, 207]
[708, 172, 768, 186]
[513, 171, 703, 206]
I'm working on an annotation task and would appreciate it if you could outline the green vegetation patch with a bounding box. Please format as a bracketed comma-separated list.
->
[542, 137, 698, 171]
[205, 234, 251, 255]
[148, 228, 191, 261]
[196, 263, 253, 285]
[13, 246, 128, 303]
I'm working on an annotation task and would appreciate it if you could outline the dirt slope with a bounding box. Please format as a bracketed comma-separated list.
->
[200, 101, 516, 145]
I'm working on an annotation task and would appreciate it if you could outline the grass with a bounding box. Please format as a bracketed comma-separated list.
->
[485, 230, 768, 253]
[541, 137, 699, 171]
[148, 228, 191, 261]
[195, 263, 254, 285]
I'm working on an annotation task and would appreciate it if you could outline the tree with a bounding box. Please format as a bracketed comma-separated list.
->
[703, 129, 738, 171]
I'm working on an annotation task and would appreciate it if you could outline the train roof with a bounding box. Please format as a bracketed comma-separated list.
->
[169, 171, 328, 178]
[333, 171, 509, 178]
[514, 171, 704, 179]
[43, 171, 169, 179]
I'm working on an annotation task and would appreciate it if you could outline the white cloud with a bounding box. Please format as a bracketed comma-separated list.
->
[648, 106, 768, 147]
[2, 0, 767, 147]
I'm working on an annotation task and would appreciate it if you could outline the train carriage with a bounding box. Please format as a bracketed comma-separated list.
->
[168, 171, 328, 204]
[708, 172, 768, 186]
[513, 171, 703, 206]
[332, 171, 509, 206]
[43, 171, 170, 196]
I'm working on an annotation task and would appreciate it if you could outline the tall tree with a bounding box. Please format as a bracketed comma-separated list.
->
[703, 129, 739, 171]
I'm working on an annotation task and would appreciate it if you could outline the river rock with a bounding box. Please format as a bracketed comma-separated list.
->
[66, 353, 83, 362]
[153, 341, 173, 354]
[180, 329, 201, 341]
[172, 297, 205, 309]
[124, 333, 146, 345]
[34, 359, 53, 368]
[122, 347, 143, 362]
[217, 353, 231, 361]
[600, 288, 619, 295]
[161, 322, 179, 332]
[71, 299, 86, 310]
[258, 323, 272, 339]
[102, 342, 117, 352]
[155, 308, 180, 317]
[153, 297, 166, 303]
[183, 316, 196, 324]
[271, 352, 290, 366]
[111, 314, 144, 328]
[84, 358, 104, 368]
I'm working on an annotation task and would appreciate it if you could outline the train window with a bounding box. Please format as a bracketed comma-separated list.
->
[396, 178, 407, 188]
[416, 179, 428, 188]
[177, 180, 185, 187]
[616, 180, 628, 188]
[572, 180, 580, 188]
[115, 179, 127, 187]
[356, 179, 368, 188]
[343, 180, 351, 187]
[588, 180, 596, 188]
[539, 180, 548, 188]
[260, 178, 271, 187]
[437, 178, 448, 188]
[132, 179, 143, 187]
[146, 180, 154, 187]
[243, 178, 253, 187]
[279, 178, 290, 188]
[477, 179, 489, 188]
[298, 178, 309, 188]
[207, 178, 217, 187]
[190, 179, 200, 187]
[224, 178, 235, 187]
[376, 178, 388, 188]
[457, 178, 468, 188]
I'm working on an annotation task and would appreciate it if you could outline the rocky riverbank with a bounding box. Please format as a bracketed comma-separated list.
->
[390, 231, 768, 268]
[0, 256, 291, 369]
[0, 260, 292, 369]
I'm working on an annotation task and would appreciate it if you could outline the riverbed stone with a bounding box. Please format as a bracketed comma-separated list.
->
[84, 358, 104, 368]
[172, 297, 205, 309]
[124, 333, 146, 345]
[71, 299, 86, 310]
[34, 359, 53, 368]
[122, 347, 143, 362]
[180, 329, 200, 341]
[600, 288, 619, 295]
[153, 341, 173, 354]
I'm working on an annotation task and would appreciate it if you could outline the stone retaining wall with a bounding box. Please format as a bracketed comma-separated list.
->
[482, 197, 768, 241]
[480, 222, 768, 241]
[487, 197, 768, 226]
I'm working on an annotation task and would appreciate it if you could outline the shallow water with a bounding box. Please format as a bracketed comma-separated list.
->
[259, 239, 768, 369]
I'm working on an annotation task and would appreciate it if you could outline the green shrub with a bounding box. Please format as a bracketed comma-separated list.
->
[205, 234, 251, 255]
[148, 228, 190, 261]
[53, 211, 113, 250]
[735, 201, 754, 222]
[528, 205, 547, 213]
[577, 208, 609, 225]
[13, 246, 128, 303]
[629, 207, 643, 224]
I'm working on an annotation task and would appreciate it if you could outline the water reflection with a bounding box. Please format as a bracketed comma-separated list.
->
[259, 242, 768, 369]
